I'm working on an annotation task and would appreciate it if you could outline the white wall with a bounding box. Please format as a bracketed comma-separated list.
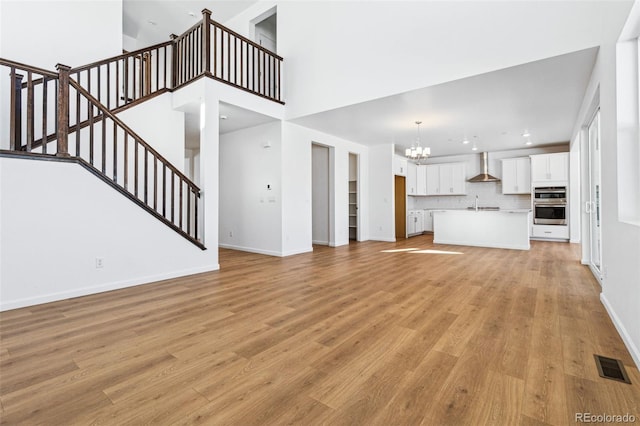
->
[0, 157, 217, 311]
[369, 144, 395, 242]
[226, 1, 634, 119]
[569, 2, 640, 367]
[0, 0, 122, 70]
[281, 123, 313, 254]
[219, 121, 283, 256]
[312, 144, 330, 245]
[282, 122, 369, 248]
[116, 93, 186, 171]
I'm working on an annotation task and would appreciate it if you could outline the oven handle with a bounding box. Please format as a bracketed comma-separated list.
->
[534, 204, 567, 208]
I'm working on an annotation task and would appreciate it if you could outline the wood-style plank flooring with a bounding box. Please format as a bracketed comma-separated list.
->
[1, 235, 639, 425]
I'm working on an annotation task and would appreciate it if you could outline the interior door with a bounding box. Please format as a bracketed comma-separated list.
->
[395, 176, 407, 239]
[587, 110, 602, 275]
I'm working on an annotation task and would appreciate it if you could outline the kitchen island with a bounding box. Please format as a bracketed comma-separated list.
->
[432, 209, 531, 250]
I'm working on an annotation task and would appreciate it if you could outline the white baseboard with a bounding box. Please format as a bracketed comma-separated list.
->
[281, 247, 313, 257]
[600, 293, 640, 369]
[312, 239, 329, 245]
[219, 243, 312, 258]
[370, 237, 396, 242]
[0, 264, 220, 312]
[218, 243, 282, 257]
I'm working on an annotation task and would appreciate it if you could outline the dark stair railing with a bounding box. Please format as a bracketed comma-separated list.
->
[0, 59, 203, 249]
[1, 9, 284, 248]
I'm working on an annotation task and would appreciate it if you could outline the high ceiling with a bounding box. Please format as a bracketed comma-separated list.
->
[291, 47, 598, 157]
[124, 1, 599, 157]
[123, 1, 257, 46]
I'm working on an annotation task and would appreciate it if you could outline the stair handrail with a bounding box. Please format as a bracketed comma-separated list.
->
[68, 77, 200, 193]
[69, 40, 174, 112]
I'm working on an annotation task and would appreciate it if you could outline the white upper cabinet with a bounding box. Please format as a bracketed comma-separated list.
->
[501, 157, 531, 194]
[530, 153, 568, 183]
[425, 163, 466, 195]
[416, 165, 427, 195]
[394, 156, 408, 176]
[425, 165, 439, 195]
[406, 162, 417, 195]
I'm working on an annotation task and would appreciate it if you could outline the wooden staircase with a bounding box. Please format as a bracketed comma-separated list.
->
[0, 9, 284, 249]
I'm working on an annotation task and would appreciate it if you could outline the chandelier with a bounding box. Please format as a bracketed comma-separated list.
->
[405, 121, 431, 163]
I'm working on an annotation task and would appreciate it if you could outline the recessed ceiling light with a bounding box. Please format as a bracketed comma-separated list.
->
[462, 139, 470, 144]
[219, 115, 228, 120]
[188, 11, 197, 17]
[471, 146, 478, 151]
[525, 140, 532, 145]
[522, 131, 531, 137]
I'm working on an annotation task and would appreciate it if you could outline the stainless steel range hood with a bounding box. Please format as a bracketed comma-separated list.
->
[468, 152, 500, 182]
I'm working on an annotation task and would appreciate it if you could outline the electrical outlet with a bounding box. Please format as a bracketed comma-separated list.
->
[95, 257, 104, 269]
[229, 231, 233, 237]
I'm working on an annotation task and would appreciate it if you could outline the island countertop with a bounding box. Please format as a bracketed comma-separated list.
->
[431, 209, 531, 250]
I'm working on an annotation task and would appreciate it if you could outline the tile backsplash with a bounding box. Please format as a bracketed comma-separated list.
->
[409, 181, 531, 210]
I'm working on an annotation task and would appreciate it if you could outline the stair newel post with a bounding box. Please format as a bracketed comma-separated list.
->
[10, 71, 23, 151]
[170, 33, 178, 88]
[55, 63, 71, 157]
[201, 8, 212, 76]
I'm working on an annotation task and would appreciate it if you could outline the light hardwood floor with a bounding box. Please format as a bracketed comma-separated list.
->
[1, 235, 639, 425]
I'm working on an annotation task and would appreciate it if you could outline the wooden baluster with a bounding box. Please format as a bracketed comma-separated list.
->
[124, 133, 128, 190]
[134, 140, 139, 197]
[163, 45, 168, 88]
[240, 41, 244, 88]
[171, 171, 175, 222]
[89, 95, 94, 165]
[262, 51, 265, 96]
[277, 59, 281, 101]
[10, 70, 23, 151]
[26, 72, 34, 151]
[97, 65, 101, 105]
[101, 115, 106, 173]
[116, 59, 120, 108]
[252, 46, 256, 92]
[113, 121, 118, 182]
[194, 189, 198, 239]
[155, 48, 159, 92]
[42, 76, 48, 154]
[213, 25, 218, 77]
[76, 74, 81, 155]
[234, 37, 238, 85]
[144, 146, 148, 204]
[163, 164, 167, 217]
[124, 57, 129, 103]
[154, 156, 158, 210]
[144, 52, 151, 96]
[106, 62, 111, 110]
[179, 179, 183, 229]
[55, 64, 71, 157]
[226, 31, 230, 80]
[202, 9, 211, 75]
[187, 184, 191, 236]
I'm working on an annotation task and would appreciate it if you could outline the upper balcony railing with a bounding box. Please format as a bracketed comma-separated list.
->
[70, 9, 283, 111]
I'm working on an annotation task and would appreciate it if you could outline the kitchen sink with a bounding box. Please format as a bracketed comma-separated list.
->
[466, 206, 500, 211]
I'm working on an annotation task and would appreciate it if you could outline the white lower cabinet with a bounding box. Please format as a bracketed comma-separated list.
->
[407, 210, 424, 236]
[531, 224, 569, 239]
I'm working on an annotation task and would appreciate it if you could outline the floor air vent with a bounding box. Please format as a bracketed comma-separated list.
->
[594, 354, 632, 384]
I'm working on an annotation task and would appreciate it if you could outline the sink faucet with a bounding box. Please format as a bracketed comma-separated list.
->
[474, 195, 479, 211]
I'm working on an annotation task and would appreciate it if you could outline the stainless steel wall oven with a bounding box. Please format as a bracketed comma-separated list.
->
[533, 186, 567, 225]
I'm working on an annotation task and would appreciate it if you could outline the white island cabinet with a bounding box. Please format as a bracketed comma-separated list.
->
[433, 209, 531, 250]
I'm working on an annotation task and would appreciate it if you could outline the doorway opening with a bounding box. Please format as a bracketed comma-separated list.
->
[348, 153, 359, 242]
[312, 144, 331, 246]
[395, 175, 406, 239]
[587, 108, 602, 279]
